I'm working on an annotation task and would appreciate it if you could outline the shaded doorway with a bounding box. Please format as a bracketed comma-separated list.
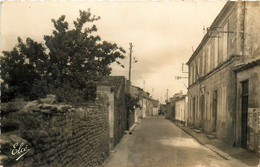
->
[241, 80, 249, 148]
[199, 95, 205, 130]
[213, 90, 218, 132]
[192, 97, 196, 124]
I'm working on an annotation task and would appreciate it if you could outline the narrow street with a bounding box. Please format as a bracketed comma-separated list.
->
[104, 117, 246, 167]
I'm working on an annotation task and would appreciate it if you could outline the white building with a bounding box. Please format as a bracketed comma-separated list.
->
[175, 94, 188, 125]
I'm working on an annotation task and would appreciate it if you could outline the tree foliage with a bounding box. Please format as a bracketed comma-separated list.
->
[1, 37, 48, 101]
[125, 93, 141, 114]
[1, 9, 125, 102]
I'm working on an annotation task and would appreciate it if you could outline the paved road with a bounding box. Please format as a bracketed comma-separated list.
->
[104, 117, 247, 167]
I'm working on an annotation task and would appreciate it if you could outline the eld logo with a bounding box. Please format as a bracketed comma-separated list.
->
[11, 143, 30, 161]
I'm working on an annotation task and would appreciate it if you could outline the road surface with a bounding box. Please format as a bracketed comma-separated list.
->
[104, 117, 247, 167]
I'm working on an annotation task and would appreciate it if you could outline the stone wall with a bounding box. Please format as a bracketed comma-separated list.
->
[0, 96, 109, 167]
[114, 87, 126, 143]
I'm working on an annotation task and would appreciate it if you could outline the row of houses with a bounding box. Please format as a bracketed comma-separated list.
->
[130, 85, 160, 120]
[163, 91, 188, 125]
[167, 1, 260, 155]
[97, 76, 159, 150]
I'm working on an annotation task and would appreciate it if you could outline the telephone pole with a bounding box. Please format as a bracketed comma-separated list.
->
[129, 43, 133, 82]
[166, 89, 169, 102]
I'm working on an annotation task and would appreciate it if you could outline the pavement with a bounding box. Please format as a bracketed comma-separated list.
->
[103, 116, 251, 167]
[174, 121, 259, 167]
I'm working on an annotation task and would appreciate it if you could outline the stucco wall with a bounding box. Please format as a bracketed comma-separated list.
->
[235, 65, 260, 152]
[175, 98, 186, 122]
[244, 2, 260, 59]
[188, 58, 239, 144]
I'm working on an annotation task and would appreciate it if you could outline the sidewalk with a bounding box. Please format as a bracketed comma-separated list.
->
[103, 119, 142, 167]
[174, 122, 259, 167]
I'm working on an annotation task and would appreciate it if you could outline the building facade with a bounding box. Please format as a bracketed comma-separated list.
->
[186, 1, 260, 150]
[175, 94, 188, 125]
[130, 85, 144, 122]
[152, 99, 159, 116]
[97, 76, 127, 149]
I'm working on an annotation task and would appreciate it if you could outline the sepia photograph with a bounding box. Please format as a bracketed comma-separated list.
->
[0, 0, 260, 166]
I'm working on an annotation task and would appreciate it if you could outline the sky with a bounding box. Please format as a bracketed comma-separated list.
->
[0, 1, 226, 103]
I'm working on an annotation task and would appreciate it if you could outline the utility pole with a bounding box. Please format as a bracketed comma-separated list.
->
[129, 43, 133, 82]
[166, 89, 169, 102]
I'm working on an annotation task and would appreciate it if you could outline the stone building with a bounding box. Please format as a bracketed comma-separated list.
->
[165, 91, 184, 121]
[159, 104, 167, 115]
[165, 98, 175, 120]
[97, 76, 127, 150]
[175, 94, 188, 125]
[152, 99, 159, 116]
[186, 1, 260, 151]
[130, 85, 143, 122]
[142, 91, 150, 118]
[234, 59, 260, 152]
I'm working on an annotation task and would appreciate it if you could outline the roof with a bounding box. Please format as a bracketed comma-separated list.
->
[98, 76, 126, 95]
[233, 58, 260, 72]
[130, 85, 143, 91]
[186, 1, 236, 65]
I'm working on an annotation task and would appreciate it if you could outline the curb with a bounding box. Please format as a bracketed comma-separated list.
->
[177, 124, 205, 146]
[175, 124, 230, 160]
[175, 124, 249, 166]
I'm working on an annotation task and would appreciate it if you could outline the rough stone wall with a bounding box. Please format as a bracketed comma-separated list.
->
[96, 85, 115, 149]
[114, 81, 126, 145]
[0, 96, 109, 167]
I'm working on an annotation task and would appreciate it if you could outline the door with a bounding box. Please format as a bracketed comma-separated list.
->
[241, 80, 249, 148]
[213, 90, 218, 132]
[192, 97, 196, 124]
[200, 95, 205, 130]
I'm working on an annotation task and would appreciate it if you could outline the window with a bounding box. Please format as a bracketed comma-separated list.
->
[208, 44, 211, 72]
[200, 55, 203, 76]
[206, 92, 210, 120]
[189, 97, 192, 118]
[195, 61, 198, 81]
[204, 50, 207, 75]
[192, 64, 195, 84]
[202, 52, 205, 76]
[189, 65, 192, 85]
[211, 42, 214, 70]
[223, 22, 228, 61]
[214, 38, 218, 68]
[198, 57, 201, 77]
[196, 96, 199, 119]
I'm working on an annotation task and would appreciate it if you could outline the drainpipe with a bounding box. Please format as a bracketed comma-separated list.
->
[234, 1, 246, 147]
[242, 1, 246, 61]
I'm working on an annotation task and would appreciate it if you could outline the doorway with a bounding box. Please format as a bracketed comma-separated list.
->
[241, 80, 249, 148]
[192, 97, 196, 124]
[200, 95, 205, 130]
[213, 90, 218, 132]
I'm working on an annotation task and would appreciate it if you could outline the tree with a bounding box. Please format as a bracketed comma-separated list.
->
[125, 94, 141, 113]
[1, 9, 125, 102]
[44, 9, 125, 101]
[1, 37, 48, 102]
